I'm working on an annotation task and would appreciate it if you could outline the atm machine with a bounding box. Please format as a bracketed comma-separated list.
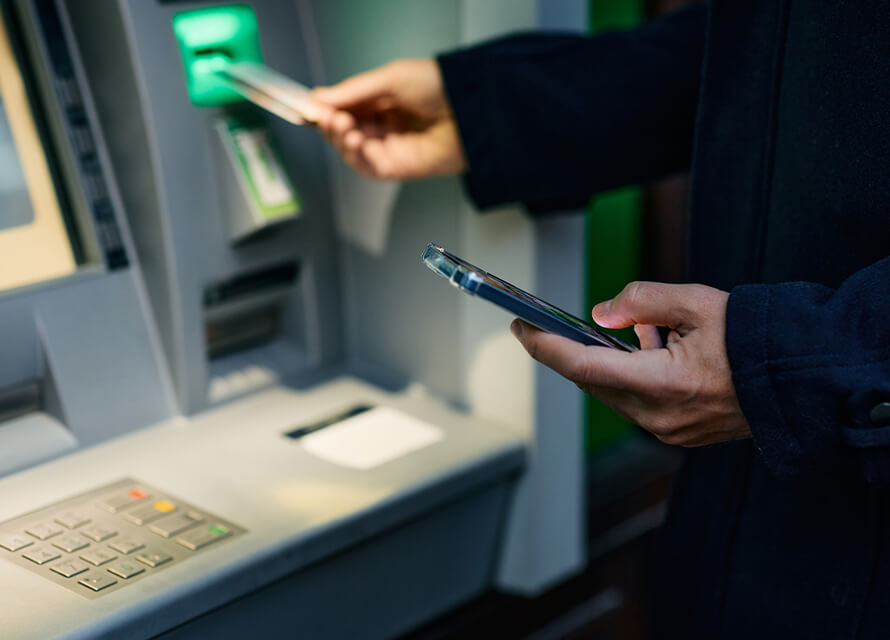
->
[0, 1, 590, 638]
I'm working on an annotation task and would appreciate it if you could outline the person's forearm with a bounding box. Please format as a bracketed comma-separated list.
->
[437, 6, 707, 212]
[726, 255, 890, 485]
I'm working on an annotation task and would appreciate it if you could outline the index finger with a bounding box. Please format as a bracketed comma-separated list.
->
[312, 67, 393, 110]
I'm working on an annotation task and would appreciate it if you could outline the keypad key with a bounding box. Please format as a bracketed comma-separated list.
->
[176, 523, 231, 551]
[106, 559, 145, 580]
[78, 573, 117, 592]
[0, 533, 33, 552]
[99, 488, 149, 513]
[125, 500, 176, 526]
[149, 511, 203, 538]
[80, 548, 117, 566]
[23, 547, 61, 565]
[135, 548, 172, 568]
[108, 538, 144, 555]
[55, 512, 91, 529]
[25, 523, 63, 541]
[51, 560, 89, 578]
[53, 534, 89, 553]
[81, 524, 117, 542]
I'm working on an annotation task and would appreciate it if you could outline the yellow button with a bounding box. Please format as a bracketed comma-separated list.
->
[154, 500, 175, 513]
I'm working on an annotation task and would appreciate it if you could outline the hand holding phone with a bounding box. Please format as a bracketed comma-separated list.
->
[421, 243, 637, 352]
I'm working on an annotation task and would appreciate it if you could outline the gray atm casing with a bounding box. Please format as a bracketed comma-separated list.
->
[0, 1, 591, 638]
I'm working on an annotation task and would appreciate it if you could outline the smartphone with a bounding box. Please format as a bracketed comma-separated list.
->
[421, 243, 637, 352]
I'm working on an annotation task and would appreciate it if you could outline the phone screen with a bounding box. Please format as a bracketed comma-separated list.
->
[423, 244, 636, 351]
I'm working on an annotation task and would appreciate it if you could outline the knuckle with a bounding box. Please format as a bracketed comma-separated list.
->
[623, 281, 646, 305]
[565, 359, 591, 385]
[523, 335, 541, 361]
[387, 58, 412, 76]
[654, 428, 685, 447]
[372, 164, 393, 180]
[644, 413, 678, 438]
[690, 284, 724, 316]
[620, 281, 655, 314]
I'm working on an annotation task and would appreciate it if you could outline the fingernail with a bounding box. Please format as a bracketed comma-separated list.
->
[593, 299, 612, 318]
[510, 320, 523, 340]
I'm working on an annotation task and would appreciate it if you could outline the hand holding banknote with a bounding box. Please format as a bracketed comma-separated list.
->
[312, 59, 467, 180]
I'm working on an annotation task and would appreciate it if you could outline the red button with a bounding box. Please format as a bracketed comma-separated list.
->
[128, 489, 147, 500]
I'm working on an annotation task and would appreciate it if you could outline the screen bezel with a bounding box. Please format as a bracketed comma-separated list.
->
[0, 2, 81, 292]
[0, 0, 133, 298]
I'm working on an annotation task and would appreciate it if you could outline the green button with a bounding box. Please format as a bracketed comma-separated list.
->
[208, 525, 229, 537]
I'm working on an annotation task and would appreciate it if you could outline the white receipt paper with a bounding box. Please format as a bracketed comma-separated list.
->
[301, 407, 444, 470]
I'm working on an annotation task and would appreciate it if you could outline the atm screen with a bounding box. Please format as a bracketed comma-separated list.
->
[0, 8, 77, 292]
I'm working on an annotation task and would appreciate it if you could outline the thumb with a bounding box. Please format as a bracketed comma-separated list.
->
[592, 281, 705, 330]
[312, 66, 393, 109]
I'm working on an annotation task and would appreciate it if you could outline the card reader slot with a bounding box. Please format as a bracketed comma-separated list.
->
[193, 46, 232, 59]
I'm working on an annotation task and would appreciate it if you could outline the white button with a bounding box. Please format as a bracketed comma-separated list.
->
[107, 560, 145, 580]
[78, 573, 117, 592]
[80, 548, 117, 566]
[0, 534, 33, 552]
[23, 547, 61, 565]
[25, 523, 63, 541]
[51, 560, 89, 578]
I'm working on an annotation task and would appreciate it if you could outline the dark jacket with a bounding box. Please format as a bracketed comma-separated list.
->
[438, 2, 890, 638]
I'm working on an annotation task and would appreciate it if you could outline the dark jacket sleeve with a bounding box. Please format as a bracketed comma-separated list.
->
[727, 256, 890, 486]
[436, 6, 706, 212]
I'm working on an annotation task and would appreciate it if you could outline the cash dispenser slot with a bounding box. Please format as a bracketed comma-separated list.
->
[0, 377, 75, 478]
[0, 379, 41, 424]
[203, 261, 299, 359]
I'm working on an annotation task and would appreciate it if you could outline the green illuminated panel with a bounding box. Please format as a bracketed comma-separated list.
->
[172, 4, 264, 107]
[584, 0, 644, 454]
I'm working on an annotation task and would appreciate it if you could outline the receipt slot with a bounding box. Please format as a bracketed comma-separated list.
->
[173, 5, 303, 242]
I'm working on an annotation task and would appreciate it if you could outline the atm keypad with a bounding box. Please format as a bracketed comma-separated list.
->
[0, 478, 245, 598]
